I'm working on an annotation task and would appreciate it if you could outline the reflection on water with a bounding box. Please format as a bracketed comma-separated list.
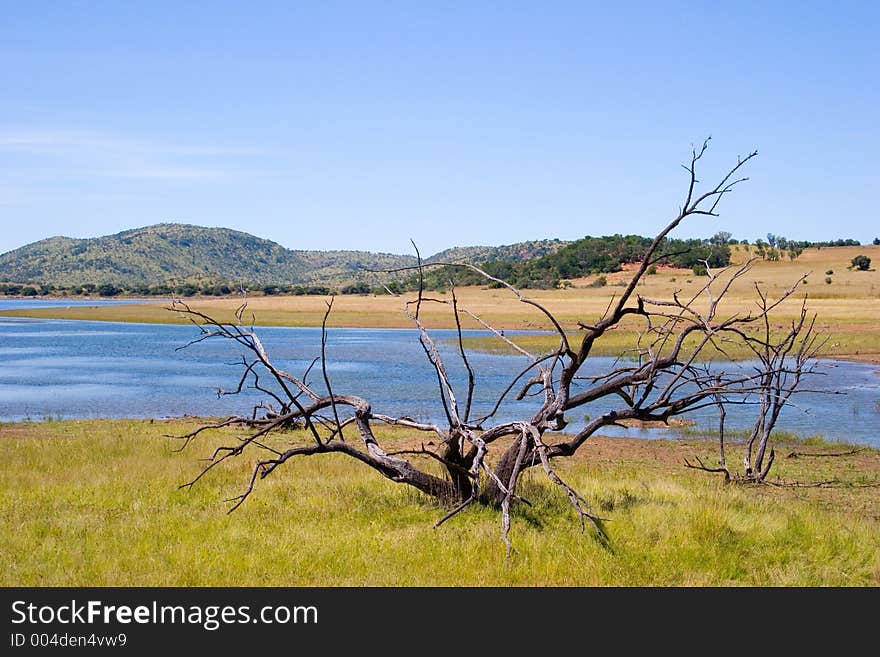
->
[0, 317, 877, 447]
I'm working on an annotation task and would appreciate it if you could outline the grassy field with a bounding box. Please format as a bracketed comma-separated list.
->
[2, 245, 878, 362]
[1, 418, 878, 586]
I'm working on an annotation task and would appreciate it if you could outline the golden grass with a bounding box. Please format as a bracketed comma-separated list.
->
[1, 419, 878, 586]
[2, 244, 878, 361]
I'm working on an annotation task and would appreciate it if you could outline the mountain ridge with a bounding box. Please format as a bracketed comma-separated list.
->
[0, 223, 568, 289]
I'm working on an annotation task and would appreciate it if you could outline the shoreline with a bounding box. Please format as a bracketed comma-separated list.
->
[1, 414, 877, 451]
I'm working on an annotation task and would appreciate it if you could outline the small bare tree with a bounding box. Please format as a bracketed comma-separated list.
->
[169, 141, 819, 549]
[685, 285, 826, 482]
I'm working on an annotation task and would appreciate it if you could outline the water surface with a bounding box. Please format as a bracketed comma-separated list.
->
[0, 317, 877, 446]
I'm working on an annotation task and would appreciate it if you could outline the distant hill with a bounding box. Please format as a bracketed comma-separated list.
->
[410, 234, 735, 290]
[425, 239, 569, 265]
[0, 224, 563, 291]
[0, 224, 318, 288]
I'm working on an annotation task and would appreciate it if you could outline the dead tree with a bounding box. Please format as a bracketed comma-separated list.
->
[685, 284, 827, 482]
[168, 140, 819, 548]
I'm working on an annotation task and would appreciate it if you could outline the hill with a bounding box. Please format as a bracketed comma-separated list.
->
[0, 224, 313, 288]
[0, 224, 426, 290]
[410, 233, 734, 290]
[425, 238, 569, 265]
[0, 224, 564, 292]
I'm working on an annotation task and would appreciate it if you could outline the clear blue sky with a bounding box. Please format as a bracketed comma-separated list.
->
[1, 1, 877, 256]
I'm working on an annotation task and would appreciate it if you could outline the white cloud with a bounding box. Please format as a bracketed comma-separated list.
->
[0, 127, 272, 182]
[0, 129, 267, 156]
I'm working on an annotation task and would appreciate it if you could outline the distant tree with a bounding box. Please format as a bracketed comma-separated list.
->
[174, 283, 199, 297]
[206, 284, 232, 296]
[766, 247, 780, 262]
[21, 286, 38, 297]
[851, 255, 871, 271]
[292, 285, 334, 296]
[766, 233, 777, 248]
[754, 239, 766, 259]
[97, 283, 120, 297]
[341, 282, 371, 295]
[710, 231, 732, 245]
[873, 237, 880, 246]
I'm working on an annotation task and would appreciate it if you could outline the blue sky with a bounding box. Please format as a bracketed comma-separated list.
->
[1, 1, 877, 256]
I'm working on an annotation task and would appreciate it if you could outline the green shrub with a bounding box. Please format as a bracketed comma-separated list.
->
[851, 255, 871, 271]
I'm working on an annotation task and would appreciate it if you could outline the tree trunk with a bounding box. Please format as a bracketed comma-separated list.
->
[439, 439, 474, 502]
[481, 434, 533, 505]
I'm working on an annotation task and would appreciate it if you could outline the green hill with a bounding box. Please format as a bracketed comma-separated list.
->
[425, 239, 569, 265]
[0, 224, 421, 289]
[0, 224, 565, 292]
[0, 224, 303, 287]
[410, 234, 733, 290]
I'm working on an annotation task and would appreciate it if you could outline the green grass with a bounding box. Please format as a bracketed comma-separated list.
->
[1, 419, 878, 586]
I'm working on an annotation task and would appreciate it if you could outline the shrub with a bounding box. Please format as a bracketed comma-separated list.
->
[341, 282, 371, 295]
[851, 255, 871, 271]
[174, 283, 199, 297]
[825, 277, 832, 284]
[589, 275, 607, 288]
[825, 269, 833, 275]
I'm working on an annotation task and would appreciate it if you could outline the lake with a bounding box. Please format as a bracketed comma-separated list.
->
[0, 313, 878, 446]
[0, 298, 150, 311]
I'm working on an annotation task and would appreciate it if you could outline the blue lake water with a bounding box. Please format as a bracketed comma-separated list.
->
[0, 315, 878, 446]
[0, 298, 153, 311]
